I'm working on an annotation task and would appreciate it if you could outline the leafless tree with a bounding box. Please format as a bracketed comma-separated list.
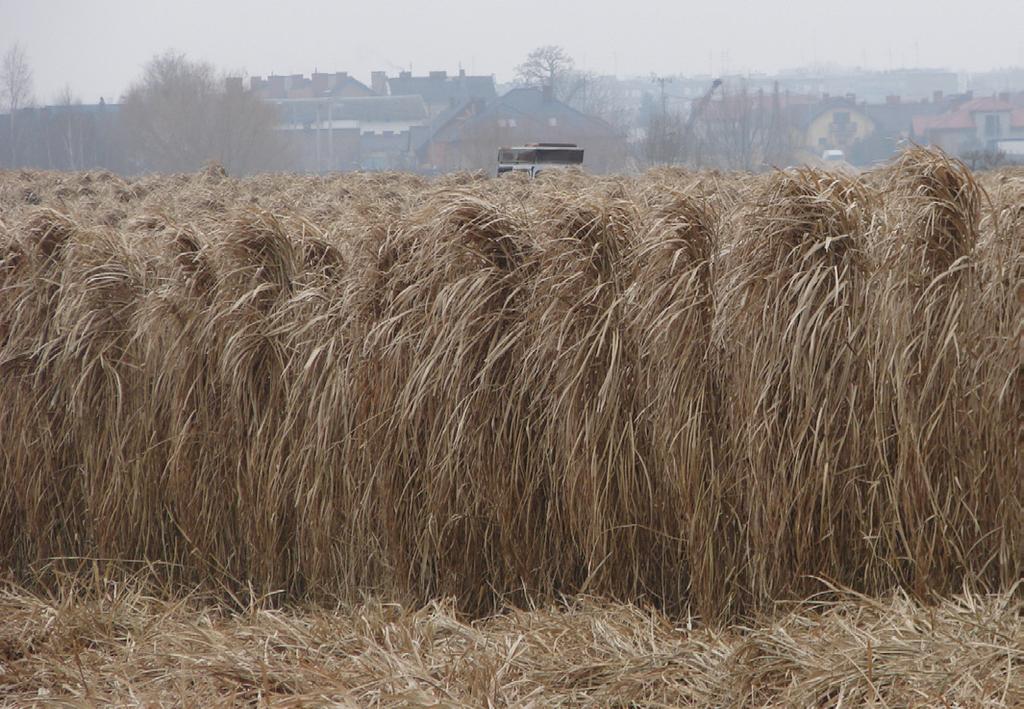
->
[120, 50, 287, 174]
[691, 81, 794, 171]
[1, 43, 34, 166]
[962, 148, 1006, 171]
[641, 109, 686, 166]
[216, 77, 291, 173]
[516, 47, 626, 135]
[515, 46, 575, 97]
[53, 85, 84, 170]
[562, 71, 629, 131]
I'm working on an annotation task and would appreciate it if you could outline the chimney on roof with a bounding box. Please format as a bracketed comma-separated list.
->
[371, 71, 387, 95]
[399, 70, 412, 79]
[933, 90, 943, 103]
[459, 68, 466, 78]
[886, 95, 901, 105]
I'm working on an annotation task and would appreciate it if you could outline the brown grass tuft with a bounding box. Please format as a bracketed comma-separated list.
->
[0, 577, 1020, 707]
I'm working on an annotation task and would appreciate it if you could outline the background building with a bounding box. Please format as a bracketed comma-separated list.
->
[415, 86, 625, 173]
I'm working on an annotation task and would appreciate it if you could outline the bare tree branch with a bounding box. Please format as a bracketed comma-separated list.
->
[515, 46, 574, 97]
[690, 81, 795, 171]
[1, 43, 34, 166]
[54, 85, 83, 170]
[121, 50, 286, 174]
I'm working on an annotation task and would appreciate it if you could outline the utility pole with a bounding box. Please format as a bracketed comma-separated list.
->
[652, 75, 672, 119]
[314, 102, 321, 173]
[651, 75, 673, 164]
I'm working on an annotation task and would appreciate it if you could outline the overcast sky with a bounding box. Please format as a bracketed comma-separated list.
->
[3, 0, 1024, 103]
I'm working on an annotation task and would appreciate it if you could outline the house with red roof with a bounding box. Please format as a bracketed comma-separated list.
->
[912, 94, 1024, 156]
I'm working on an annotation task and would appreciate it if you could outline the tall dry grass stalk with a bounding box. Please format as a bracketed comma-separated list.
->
[0, 151, 1019, 620]
[715, 169, 875, 613]
[866, 148, 1021, 594]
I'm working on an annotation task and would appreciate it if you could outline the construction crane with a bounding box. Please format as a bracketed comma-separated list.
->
[680, 78, 722, 167]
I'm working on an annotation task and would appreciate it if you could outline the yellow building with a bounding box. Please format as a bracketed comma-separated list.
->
[798, 101, 877, 162]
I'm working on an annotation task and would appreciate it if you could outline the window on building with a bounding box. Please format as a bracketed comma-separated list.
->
[984, 114, 1001, 138]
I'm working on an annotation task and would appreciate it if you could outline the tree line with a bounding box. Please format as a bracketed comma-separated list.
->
[2, 43, 801, 175]
[1, 47, 285, 175]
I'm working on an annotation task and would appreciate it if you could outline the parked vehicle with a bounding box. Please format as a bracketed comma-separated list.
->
[497, 143, 583, 176]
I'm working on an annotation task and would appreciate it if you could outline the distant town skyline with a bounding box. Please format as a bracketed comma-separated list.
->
[3, 0, 1024, 103]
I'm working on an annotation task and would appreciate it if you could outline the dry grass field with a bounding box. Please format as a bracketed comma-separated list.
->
[0, 148, 1021, 705]
[1, 578, 1021, 706]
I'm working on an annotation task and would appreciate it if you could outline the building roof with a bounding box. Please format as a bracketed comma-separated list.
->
[248, 72, 375, 100]
[417, 88, 618, 157]
[271, 95, 428, 126]
[487, 87, 615, 132]
[0, 101, 119, 120]
[863, 99, 944, 135]
[322, 75, 375, 98]
[413, 98, 478, 152]
[912, 97, 1024, 135]
[785, 96, 866, 131]
[387, 72, 496, 104]
[332, 95, 428, 122]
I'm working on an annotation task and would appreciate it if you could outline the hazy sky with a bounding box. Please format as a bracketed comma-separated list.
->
[3, 0, 1024, 103]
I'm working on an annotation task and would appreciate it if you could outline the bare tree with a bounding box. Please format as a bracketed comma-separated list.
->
[1, 43, 34, 166]
[54, 85, 83, 170]
[516, 47, 626, 136]
[562, 71, 629, 130]
[962, 148, 1006, 171]
[515, 46, 575, 97]
[690, 81, 794, 171]
[641, 108, 686, 166]
[120, 50, 287, 174]
[216, 78, 290, 173]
